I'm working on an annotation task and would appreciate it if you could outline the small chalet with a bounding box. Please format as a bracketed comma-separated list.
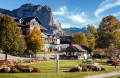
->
[66, 44, 92, 59]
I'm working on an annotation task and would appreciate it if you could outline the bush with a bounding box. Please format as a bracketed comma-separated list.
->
[0, 65, 39, 73]
[32, 68, 39, 72]
[101, 67, 105, 71]
[70, 66, 82, 72]
[96, 65, 101, 71]
[70, 64, 105, 72]
[11, 67, 20, 73]
[86, 65, 92, 70]
[107, 60, 115, 64]
[112, 62, 118, 66]
[82, 67, 87, 71]
[92, 66, 96, 71]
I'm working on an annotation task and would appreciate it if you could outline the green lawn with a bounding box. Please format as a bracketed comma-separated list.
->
[0, 60, 120, 78]
[0, 71, 107, 78]
[29, 60, 82, 71]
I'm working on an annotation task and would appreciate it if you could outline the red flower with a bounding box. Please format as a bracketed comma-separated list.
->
[32, 68, 39, 72]
[101, 67, 105, 71]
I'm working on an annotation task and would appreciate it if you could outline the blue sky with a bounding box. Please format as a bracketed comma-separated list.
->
[0, 0, 120, 28]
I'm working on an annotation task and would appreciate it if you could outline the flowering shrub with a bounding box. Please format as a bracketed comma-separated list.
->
[70, 64, 105, 72]
[11, 67, 20, 73]
[70, 66, 82, 72]
[32, 68, 39, 72]
[101, 67, 106, 71]
[0, 67, 11, 73]
[25, 59, 43, 63]
[96, 65, 101, 71]
[0, 61, 15, 67]
[0, 62, 5, 66]
[0, 65, 39, 73]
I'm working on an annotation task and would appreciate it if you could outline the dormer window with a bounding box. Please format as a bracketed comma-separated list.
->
[19, 19, 23, 24]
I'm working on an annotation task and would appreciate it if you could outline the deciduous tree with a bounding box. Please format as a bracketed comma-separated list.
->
[107, 43, 120, 59]
[96, 32, 119, 48]
[27, 26, 44, 58]
[0, 15, 27, 60]
[72, 32, 88, 46]
[87, 24, 97, 34]
[97, 15, 120, 36]
[86, 33, 96, 51]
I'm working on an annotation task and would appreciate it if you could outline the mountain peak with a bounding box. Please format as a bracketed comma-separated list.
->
[0, 3, 72, 36]
[21, 3, 34, 7]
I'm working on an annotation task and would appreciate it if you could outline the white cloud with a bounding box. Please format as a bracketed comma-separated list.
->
[67, 12, 87, 24]
[95, 0, 120, 17]
[54, 6, 99, 28]
[61, 23, 74, 28]
[53, 6, 67, 15]
[112, 12, 120, 16]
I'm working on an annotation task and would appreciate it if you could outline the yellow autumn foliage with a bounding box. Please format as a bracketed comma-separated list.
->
[27, 26, 44, 53]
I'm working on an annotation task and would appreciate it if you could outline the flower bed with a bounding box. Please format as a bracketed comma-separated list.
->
[25, 59, 43, 63]
[70, 64, 105, 72]
[107, 59, 120, 66]
[0, 61, 15, 67]
[0, 65, 39, 73]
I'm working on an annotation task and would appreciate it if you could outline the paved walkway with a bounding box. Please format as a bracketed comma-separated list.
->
[84, 70, 120, 78]
[0, 53, 31, 61]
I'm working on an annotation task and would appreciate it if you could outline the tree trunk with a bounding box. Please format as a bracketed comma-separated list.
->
[5, 52, 7, 61]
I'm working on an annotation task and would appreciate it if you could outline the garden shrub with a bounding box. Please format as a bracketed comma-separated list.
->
[0, 65, 39, 73]
[112, 62, 118, 66]
[70, 64, 105, 72]
[86, 65, 92, 70]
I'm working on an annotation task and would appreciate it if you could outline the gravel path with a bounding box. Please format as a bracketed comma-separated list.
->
[0, 53, 31, 61]
[0, 52, 66, 61]
[84, 70, 120, 78]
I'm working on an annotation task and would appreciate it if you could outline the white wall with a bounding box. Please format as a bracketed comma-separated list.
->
[57, 39, 60, 44]
[30, 18, 40, 33]
[44, 44, 61, 51]
[61, 44, 70, 49]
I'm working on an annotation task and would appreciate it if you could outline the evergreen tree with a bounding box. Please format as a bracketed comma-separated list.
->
[0, 15, 27, 60]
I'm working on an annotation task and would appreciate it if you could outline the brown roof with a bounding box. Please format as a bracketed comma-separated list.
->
[66, 44, 92, 53]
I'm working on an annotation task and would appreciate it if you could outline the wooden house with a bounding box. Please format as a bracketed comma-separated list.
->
[66, 44, 92, 59]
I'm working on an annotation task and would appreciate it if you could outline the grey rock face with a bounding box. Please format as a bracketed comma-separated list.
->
[0, 3, 69, 36]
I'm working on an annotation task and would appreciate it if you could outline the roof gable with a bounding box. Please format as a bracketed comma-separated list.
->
[22, 16, 42, 24]
[66, 44, 92, 53]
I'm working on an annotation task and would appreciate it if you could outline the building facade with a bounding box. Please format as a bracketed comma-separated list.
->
[14, 16, 61, 51]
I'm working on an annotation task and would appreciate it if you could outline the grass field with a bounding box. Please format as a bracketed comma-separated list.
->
[0, 60, 120, 78]
[30, 60, 82, 71]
